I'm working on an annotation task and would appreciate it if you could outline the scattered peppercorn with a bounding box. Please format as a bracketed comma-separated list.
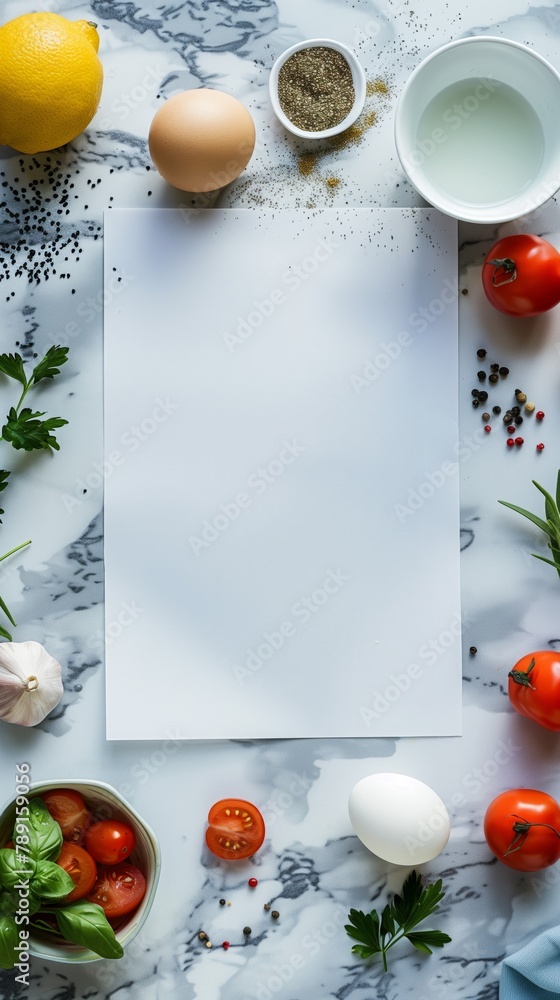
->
[525, 401, 535, 413]
[490, 363, 500, 372]
[198, 931, 208, 941]
[471, 388, 481, 397]
[482, 412, 490, 421]
[511, 406, 521, 416]
[514, 416, 523, 425]
[536, 410, 545, 420]
[205, 941, 212, 949]
[219, 899, 226, 906]
[507, 425, 515, 434]
[477, 371, 486, 381]
[506, 438, 515, 447]
[515, 437, 524, 446]
[271, 910, 280, 920]
[484, 425, 491, 433]
[472, 399, 480, 408]
[499, 367, 509, 376]
[477, 349, 487, 358]
[222, 941, 230, 950]
[248, 878, 258, 888]
[515, 391, 527, 403]
[479, 391, 488, 401]
[492, 405, 501, 415]
[469, 646, 477, 655]
[503, 413, 513, 424]
[243, 926, 252, 936]
[264, 903, 271, 911]
[488, 373, 499, 384]
[537, 443, 545, 451]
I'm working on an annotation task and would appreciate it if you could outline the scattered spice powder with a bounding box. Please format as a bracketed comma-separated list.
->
[326, 176, 340, 188]
[367, 78, 389, 96]
[298, 152, 318, 176]
[278, 46, 355, 131]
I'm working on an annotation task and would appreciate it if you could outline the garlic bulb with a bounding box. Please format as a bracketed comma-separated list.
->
[0, 641, 64, 726]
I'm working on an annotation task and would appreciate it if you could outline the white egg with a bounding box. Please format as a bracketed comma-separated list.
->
[348, 772, 450, 865]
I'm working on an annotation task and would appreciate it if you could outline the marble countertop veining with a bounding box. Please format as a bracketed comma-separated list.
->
[1, 1, 560, 998]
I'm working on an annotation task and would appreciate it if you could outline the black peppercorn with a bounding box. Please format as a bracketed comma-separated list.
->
[476, 349, 487, 358]
[271, 910, 280, 920]
[482, 412, 490, 421]
[264, 903, 271, 911]
[198, 931, 208, 941]
[472, 398, 480, 408]
[511, 405, 521, 416]
[478, 391, 488, 401]
[515, 416, 523, 425]
[499, 367, 509, 376]
[471, 388, 481, 397]
[492, 405, 501, 415]
[243, 926, 252, 936]
[469, 646, 477, 655]
[488, 373, 499, 384]
[477, 370, 486, 381]
[219, 899, 226, 906]
[490, 363, 499, 372]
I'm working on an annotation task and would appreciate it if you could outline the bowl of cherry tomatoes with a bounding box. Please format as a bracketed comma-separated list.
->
[0, 779, 161, 963]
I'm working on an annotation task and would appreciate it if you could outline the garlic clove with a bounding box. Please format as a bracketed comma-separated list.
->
[0, 640, 64, 727]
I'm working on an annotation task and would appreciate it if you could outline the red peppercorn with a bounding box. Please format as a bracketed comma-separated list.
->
[484, 425, 491, 433]
[515, 437, 524, 446]
[536, 411, 545, 420]
[536, 442, 545, 451]
[506, 438, 515, 447]
[507, 425, 515, 434]
[248, 878, 258, 888]
[222, 941, 230, 950]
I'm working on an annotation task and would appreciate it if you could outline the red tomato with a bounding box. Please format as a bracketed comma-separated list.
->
[484, 789, 560, 871]
[42, 789, 92, 844]
[481, 234, 560, 316]
[87, 862, 146, 918]
[56, 842, 97, 902]
[85, 820, 136, 864]
[508, 651, 560, 731]
[205, 799, 265, 861]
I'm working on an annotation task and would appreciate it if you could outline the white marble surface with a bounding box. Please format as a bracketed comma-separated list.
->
[1, 1, 560, 998]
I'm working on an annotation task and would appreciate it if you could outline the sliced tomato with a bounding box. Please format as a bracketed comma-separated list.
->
[42, 789, 92, 844]
[85, 820, 136, 864]
[205, 798, 265, 861]
[87, 862, 146, 919]
[56, 842, 97, 902]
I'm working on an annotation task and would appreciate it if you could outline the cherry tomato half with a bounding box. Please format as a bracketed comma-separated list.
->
[56, 842, 97, 902]
[205, 799, 265, 861]
[42, 789, 92, 844]
[87, 862, 146, 919]
[481, 234, 560, 317]
[508, 651, 560, 731]
[85, 820, 136, 864]
[484, 789, 560, 871]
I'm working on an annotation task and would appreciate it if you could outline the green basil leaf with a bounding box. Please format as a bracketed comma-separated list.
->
[0, 889, 17, 919]
[32, 860, 74, 901]
[0, 915, 19, 969]
[27, 799, 63, 862]
[54, 902, 124, 959]
[0, 849, 35, 890]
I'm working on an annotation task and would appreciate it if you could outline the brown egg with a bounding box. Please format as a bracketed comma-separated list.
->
[148, 89, 256, 192]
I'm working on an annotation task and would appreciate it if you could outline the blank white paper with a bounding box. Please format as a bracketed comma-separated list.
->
[104, 208, 461, 740]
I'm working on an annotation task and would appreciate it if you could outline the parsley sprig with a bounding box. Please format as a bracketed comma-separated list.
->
[499, 470, 560, 579]
[345, 870, 451, 972]
[0, 346, 68, 639]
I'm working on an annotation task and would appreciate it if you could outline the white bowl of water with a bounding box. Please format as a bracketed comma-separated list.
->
[394, 37, 560, 223]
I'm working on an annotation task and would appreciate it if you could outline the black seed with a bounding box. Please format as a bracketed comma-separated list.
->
[271, 910, 280, 920]
[471, 388, 480, 397]
[490, 363, 500, 372]
[469, 646, 477, 655]
[511, 406, 521, 416]
[472, 398, 480, 408]
[499, 367, 509, 376]
[478, 391, 488, 401]
[476, 349, 487, 358]
[488, 373, 499, 384]
[515, 416, 523, 425]
[243, 926, 252, 936]
[481, 412, 490, 421]
[477, 370, 486, 381]
[219, 899, 226, 906]
[492, 406, 501, 415]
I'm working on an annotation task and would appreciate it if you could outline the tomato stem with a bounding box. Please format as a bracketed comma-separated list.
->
[488, 257, 517, 287]
[508, 657, 536, 689]
[503, 812, 560, 856]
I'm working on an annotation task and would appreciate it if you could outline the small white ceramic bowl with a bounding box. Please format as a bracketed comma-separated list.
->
[395, 36, 560, 223]
[0, 779, 161, 963]
[269, 38, 366, 139]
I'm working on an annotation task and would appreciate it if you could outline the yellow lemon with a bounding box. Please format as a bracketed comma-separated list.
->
[0, 13, 103, 154]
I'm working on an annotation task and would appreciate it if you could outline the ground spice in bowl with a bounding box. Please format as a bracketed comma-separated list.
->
[277, 46, 355, 131]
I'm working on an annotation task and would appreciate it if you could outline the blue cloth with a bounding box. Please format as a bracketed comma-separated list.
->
[500, 926, 560, 999]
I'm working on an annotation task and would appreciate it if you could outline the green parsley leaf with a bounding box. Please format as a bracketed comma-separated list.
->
[345, 871, 451, 972]
[0, 353, 26, 387]
[31, 345, 69, 384]
[2, 408, 68, 451]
